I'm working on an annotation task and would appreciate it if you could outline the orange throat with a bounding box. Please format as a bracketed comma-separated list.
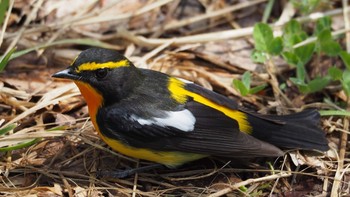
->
[74, 81, 103, 130]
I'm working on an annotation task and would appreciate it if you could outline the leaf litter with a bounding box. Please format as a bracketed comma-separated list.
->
[0, 0, 349, 196]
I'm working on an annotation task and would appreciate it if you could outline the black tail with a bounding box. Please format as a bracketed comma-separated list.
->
[247, 109, 329, 152]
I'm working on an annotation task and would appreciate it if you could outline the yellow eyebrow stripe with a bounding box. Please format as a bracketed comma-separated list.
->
[168, 78, 252, 134]
[76, 60, 129, 72]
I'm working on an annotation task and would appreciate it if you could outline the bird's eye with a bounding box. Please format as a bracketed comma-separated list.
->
[95, 68, 108, 79]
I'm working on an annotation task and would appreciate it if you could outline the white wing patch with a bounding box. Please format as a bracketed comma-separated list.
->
[130, 109, 196, 132]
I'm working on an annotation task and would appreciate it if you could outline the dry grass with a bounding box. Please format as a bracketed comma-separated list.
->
[0, 0, 349, 196]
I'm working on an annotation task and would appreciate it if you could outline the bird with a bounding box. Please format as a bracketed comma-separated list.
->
[52, 47, 329, 168]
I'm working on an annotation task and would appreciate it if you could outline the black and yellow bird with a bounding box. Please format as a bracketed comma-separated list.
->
[52, 47, 328, 168]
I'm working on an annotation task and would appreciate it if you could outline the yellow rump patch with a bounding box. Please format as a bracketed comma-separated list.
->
[76, 60, 129, 73]
[168, 78, 252, 134]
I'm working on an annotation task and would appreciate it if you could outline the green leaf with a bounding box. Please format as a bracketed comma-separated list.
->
[249, 84, 268, 94]
[0, 0, 9, 26]
[323, 42, 342, 56]
[306, 76, 331, 93]
[262, 0, 275, 23]
[47, 125, 67, 131]
[292, 75, 331, 94]
[342, 70, 350, 97]
[315, 16, 332, 35]
[317, 29, 332, 42]
[296, 63, 307, 81]
[239, 185, 248, 192]
[282, 51, 299, 66]
[251, 50, 267, 63]
[0, 138, 41, 152]
[253, 23, 274, 52]
[328, 66, 343, 81]
[241, 71, 251, 89]
[279, 83, 287, 90]
[317, 30, 342, 56]
[0, 123, 17, 136]
[233, 79, 249, 96]
[0, 123, 40, 152]
[339, 51, 350, 70]
[319, 110, 350, 117]
[342, 81, 350, 97]
[294, 43, 315, 66]
[0, 47, 16, 72]
[343, 69, 350, 83]
[290, 77, 305, 86]
[299, 86, 310, 94]
[267, 37, 283, 55]
[283, 19, 303, 35]
[288, 33, 307, 48]
[283, 20, 308, 49]
[291, 0, 321, 14]
[290, 77, 308, 93]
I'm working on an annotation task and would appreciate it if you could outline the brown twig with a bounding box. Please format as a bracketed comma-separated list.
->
[208, 172, 292, 197]
[265, 56, 293, 112]
[4, 0, 44, 54]
[134, 0, 267, 35]
[331, 118, 349, 196]
[343, 0, 350, 52]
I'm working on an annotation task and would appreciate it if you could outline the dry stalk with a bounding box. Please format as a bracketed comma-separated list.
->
[75, 0, 174, 25]
[265, 57, 293, 111]
[1, 83, 78, 128]
[135, 0, 267, 35]
[208, 171, 292, 197]
[293, 28, 350, 49]
[331, 118, 349, 196]
[4, 0, 44, 54]
[117, 7, 349, 48]
[132, 160, 140, 197]
[59, 173, 73, 197]
[135, 39, 174, 67]
[343, 0, 350, 52]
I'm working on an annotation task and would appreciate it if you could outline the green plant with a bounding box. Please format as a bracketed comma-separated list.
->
[291, 0, 321, 15]
[251, 23, 283, 63]
[283, 18, 337, 94]
[233, 71, 267, 96]
[233, 23, 280, 96]
[247, 17, 350, 95]
[0, 0, 9, 26]
[0, 123, 42, 152]
[0, 47, 16, 72]
[244, 16, 350, 117]
[0, 123, 39, 152]
[0, 124, 66, 152]
[0, 0, 12, 72]
[328, 61, 350, 99]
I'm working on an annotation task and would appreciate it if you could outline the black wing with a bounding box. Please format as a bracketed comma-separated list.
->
[98, 99, 283, 158]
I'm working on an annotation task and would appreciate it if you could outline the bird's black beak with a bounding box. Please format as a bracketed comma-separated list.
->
[52, 68, 79, 80]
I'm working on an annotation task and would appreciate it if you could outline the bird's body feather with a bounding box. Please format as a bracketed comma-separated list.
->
[52, 48, 329, 167]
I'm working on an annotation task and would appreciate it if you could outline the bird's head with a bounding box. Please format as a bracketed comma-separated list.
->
[52, 47, 142, 104]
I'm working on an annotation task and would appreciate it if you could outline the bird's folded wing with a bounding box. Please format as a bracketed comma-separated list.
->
[101, 100, 283, 158]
